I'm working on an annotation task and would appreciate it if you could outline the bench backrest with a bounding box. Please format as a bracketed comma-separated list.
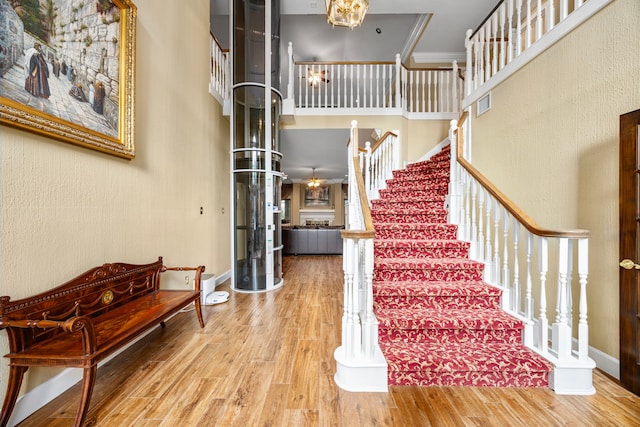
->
[0, 257, 164, 351]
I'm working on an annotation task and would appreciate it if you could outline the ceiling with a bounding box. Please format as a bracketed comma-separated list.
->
[211, 0, 497, 184]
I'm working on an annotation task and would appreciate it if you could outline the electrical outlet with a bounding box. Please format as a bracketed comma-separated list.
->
[184, 275, 190, 287]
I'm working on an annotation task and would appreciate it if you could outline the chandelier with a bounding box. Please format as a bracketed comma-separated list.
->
[326, 0, 369, 29]
[307, 168, 321, 187]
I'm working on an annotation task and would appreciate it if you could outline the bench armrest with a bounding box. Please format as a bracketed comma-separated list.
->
[0, 316, 97, 355]
[161, 265, 205, 292]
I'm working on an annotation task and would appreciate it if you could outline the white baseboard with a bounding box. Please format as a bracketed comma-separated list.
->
[589, 345, 620, 380]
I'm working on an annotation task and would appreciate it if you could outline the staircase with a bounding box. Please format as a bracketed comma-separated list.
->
[371, 145, 554, 388]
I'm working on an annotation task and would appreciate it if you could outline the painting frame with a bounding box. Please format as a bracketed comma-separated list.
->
[304, 185, 330, 207]
[0, 0, 137, 159]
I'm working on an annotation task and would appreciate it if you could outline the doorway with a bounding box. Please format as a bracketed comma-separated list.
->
[619, 108, 640, 395]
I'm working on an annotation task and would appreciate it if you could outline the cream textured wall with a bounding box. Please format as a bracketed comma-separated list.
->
[0, 0, 230, 399]
[471, 0, 640, 359]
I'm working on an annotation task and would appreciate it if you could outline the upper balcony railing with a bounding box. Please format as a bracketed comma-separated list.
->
[464, 0, 613, 106]
[286, 42, 463, 118]
[209, 32, 230, 106]
[209, 38, 464, 119]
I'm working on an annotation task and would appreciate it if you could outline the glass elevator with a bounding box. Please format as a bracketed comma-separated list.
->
[231, 0, 283, 292]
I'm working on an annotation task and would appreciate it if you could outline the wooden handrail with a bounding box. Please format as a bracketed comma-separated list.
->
[341, 155, 375, 239]
[210, 31, 229, 53]
[455, 112, 589, 239]
[370, 131, 398, 154]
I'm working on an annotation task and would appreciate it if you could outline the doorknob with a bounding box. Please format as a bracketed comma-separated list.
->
[619, 259, 640, 269]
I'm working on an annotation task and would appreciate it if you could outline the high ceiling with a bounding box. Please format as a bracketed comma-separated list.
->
[211, 0, 497, 183]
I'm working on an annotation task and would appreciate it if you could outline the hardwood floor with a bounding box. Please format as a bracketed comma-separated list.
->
[18, 256, 640, 426]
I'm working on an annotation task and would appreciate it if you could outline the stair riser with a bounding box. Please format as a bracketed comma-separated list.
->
[371, 202, 445, 211]
[378, 190, 447, 201]
[387, 371, 549, 388]
[372, 213, 448, 224]
[378, 328, 522, 344]
[373, 296, 500, 310]
[393, 167, 450, 177]
[374, 228, 458, 240]
[374, 247, 469, 259]
[373, 268, 483, 282]
[385, 181, 448, 191]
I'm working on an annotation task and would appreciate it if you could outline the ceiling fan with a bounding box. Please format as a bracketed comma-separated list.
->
[307, 167, 322, 187]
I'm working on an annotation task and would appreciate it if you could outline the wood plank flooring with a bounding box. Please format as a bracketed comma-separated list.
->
[17, 256, 640, 426]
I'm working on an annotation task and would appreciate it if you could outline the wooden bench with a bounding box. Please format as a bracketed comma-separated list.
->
[0, 257, 204, 427]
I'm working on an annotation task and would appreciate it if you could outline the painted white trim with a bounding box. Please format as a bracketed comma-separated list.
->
[462, 0, 613, 109]
[401, 14, 431, 64]
[412, 52, 466, 64]
[294, 107, 403, 116]
[589, 344, 620, 380]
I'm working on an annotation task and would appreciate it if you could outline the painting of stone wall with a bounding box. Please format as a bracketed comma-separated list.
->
[0, 0, 136, 159]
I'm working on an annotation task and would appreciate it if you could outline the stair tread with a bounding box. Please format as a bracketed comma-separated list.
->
[375, 257, 484, 269]
[381, 341, 553, 373]
[376, 307, 523, 329]
[373, 280, 500, 297]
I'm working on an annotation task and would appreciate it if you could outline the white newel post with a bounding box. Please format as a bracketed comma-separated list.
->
[394, 54, 401, 109]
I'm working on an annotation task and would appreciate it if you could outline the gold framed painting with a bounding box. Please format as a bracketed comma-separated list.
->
[0, 0, 137, 159]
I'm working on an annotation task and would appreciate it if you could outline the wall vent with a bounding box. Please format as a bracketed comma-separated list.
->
[477, 92, 491, 116]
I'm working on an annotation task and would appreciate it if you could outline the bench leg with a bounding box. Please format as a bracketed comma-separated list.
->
[74, 365, 97, 427]
[1, 365, 28, 427]
[194, 299, 204, 328]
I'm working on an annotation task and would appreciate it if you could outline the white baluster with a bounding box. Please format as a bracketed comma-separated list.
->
[578, 238, 589, 361]
[305, 64, 310, 108]
[492, 198, 501, 287]
[536, 237, 549, 353]
[470, 180, 478, 258]
[363, 238, 376, 358]
[395, 54, 401, 109]
[287, 42, 294, 101]
[465, 29, 473, 95]
[499, 3, 506, 70]
[484, 22, 491, 83]
[484, 191, 493, 280]
[350, 64, 354, 108]
[507, 0, 515, 63]
[548, 0, 556, 30]
[526, 0, 532, 49]
[365, 141, 372, 199]
[553, 238, 572, 360]
[521, 230, 534, 347]
[452, 61, 459, 112]
[536, 0, 543, 42]
[560, 0, 568, 20]
[477, 188, 485, 262]
[491, 13, 498, 77]
[516, 0, 523, 56]
[512, 218, 521, 315]
[376, 64, 380, 108]
[502, 208, 511, 309]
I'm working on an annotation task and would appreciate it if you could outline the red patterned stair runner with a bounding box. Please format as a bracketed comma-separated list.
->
[372, 145, 553, 387]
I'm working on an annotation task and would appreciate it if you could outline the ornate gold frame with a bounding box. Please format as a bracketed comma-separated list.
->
[0, 0, 137, 159]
